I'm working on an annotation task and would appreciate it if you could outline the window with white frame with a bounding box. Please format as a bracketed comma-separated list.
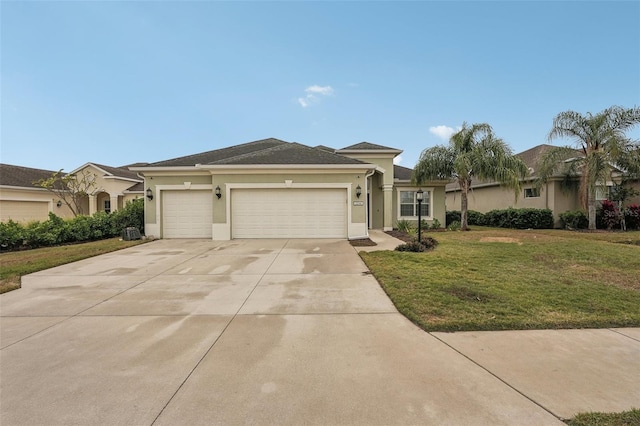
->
[524, 188, 540, 198]
[399, 190, 430, 218]
[104, 199, 111, 214]
[595, 185, 612, 201]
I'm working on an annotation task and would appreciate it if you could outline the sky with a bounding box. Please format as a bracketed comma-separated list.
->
[2, 1, 639, 172]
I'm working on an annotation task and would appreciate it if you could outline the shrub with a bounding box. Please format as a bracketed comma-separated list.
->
[559, 210, 588, 229]
[396, 219, 415, 234]
[467, 210, 486, 226]
[598, 200, 621, 230]
[484, 208, 554, 229]
[430, 218, 441, 229]
[395, 237, 438, 252]
[446, 211, 461, 227]
[111, 199, 145, 234]
[448, 221, 461, 231]
[0, 220, 26, 251]
[625, 204, 640, 230]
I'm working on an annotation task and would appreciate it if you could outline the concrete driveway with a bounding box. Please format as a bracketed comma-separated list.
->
[1, 238, 637, 425]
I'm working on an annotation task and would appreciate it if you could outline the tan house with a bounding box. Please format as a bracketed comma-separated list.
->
[0, 163, 144, 223]
[131, 138, 446, 240]
[445, 144, 640, 227]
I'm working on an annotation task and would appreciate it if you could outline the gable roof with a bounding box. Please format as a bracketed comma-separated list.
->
[0, 163, 62, 189]
[71, 162, 142, 181]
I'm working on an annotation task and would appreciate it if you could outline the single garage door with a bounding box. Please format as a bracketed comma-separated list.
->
[232, 188, 347, 238]
[0, 200, 49, 222]
[162, 190, 213, 238]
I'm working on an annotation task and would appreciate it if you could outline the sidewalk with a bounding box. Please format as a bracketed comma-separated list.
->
[355, 229, 405, 252]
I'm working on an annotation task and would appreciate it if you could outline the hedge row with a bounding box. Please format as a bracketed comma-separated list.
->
[560, 203, 640, 230]
[0, 199, 144, 251]
[446, 208, 554, 229]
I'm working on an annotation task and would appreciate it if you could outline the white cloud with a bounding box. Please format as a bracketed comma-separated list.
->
[429, 125, 460, 141]
[298, 85, 334, 107]
[393, 155, 403, 165]
[305, 85, 334, 96]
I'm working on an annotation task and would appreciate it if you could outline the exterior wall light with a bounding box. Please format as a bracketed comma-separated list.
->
[356, 185, 362, 199]
[146, 188, 154, 201]
[215, 186, 222, 199]
[56, 201, 62, 208]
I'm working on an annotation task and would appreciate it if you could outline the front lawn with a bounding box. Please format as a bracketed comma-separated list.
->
[0, 238, 148, 294]
[360, 227, 640, 332]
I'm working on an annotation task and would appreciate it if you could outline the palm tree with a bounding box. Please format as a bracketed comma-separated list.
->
[413, 123, 528, 231]
[536, 106, 640, 230]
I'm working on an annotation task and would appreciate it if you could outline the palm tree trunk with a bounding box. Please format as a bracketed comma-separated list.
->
[588, 187, 597, 230]
[460, 179, 470, 231]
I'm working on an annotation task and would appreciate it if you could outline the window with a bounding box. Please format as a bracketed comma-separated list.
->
[524, 188, 540, 198]
[104, 200, 111, 214]
[595, 186, 612, 201]
[399, 190, 430, 218]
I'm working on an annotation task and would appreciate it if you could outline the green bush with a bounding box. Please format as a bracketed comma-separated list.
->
[559, 210, 589, 229]
[396, 219, 415, 234]
[112, 199, 145, 234]
[395, 237, 438, 252]
[0, 200, 145, 251]
[430, 218, 441, 229]
[467, 210, 486, 226]
[446, 211, 461, 227]
[448, 221, 461, 231]
[0, 220, 26, 251]
[484, 208, 554, 229]
[625, 204, 640, 230]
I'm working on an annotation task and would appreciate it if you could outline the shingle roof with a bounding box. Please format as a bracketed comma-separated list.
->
[393, 165, 413, 181]
[209, 142, 369, 165]
[339, 142, 401, 151]
[89, 163, 142, 181]
[0, 163, 63, 188]
[148, 138, 288, 167]
[314, 145, 336, 153]
[125, 182, 145, 192]
[145, 138, 370, 167]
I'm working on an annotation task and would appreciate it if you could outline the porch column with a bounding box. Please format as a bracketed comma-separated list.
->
[89, 194, 98, 215]
[382, 184, 394, 231]
[110, 195, 120, 212]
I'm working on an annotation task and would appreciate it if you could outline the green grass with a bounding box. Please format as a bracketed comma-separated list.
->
[360, 227, 640, 332]
[566, 409, 640, 425]
[0, 238, 148, 294]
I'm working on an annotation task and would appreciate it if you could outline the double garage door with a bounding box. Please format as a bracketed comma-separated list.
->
[162, 188, 347, 239]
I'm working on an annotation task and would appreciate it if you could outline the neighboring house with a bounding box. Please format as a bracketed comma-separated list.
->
[0, 163, 144, 223]
[69, 163, 144, 215]
[445, 144, 640, 226]
[130, 138, 447, 240]
[0, 164, 74, 222]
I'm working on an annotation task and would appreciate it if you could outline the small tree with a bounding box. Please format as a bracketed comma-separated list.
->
[413, 123, 528, 231]
[34, 169, 101, 217]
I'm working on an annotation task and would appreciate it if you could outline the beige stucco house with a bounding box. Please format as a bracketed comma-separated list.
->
[131, 138, 446, 240]
[445, 144, 640, 227]
[0, 163, 143, 223]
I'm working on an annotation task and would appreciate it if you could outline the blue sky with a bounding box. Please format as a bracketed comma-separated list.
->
[2, 1, 639, 172]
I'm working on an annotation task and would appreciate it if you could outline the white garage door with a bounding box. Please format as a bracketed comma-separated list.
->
[232, 188, 347, 238]
[162, 190, 213, 238]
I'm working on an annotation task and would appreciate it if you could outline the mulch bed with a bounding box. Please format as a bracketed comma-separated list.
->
[385, 230, 413, 243]
[349, 238, 377, 247]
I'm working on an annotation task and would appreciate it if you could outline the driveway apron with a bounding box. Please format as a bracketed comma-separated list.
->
[2, 239, 564, 425]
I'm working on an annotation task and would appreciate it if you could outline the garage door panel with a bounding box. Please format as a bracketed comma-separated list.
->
[163, 191, 212, 238]
[0, 200, 49, 222]
[232, 189, 346, 239]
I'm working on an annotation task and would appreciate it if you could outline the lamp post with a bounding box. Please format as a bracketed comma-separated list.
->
[416, 189, 424, 243]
